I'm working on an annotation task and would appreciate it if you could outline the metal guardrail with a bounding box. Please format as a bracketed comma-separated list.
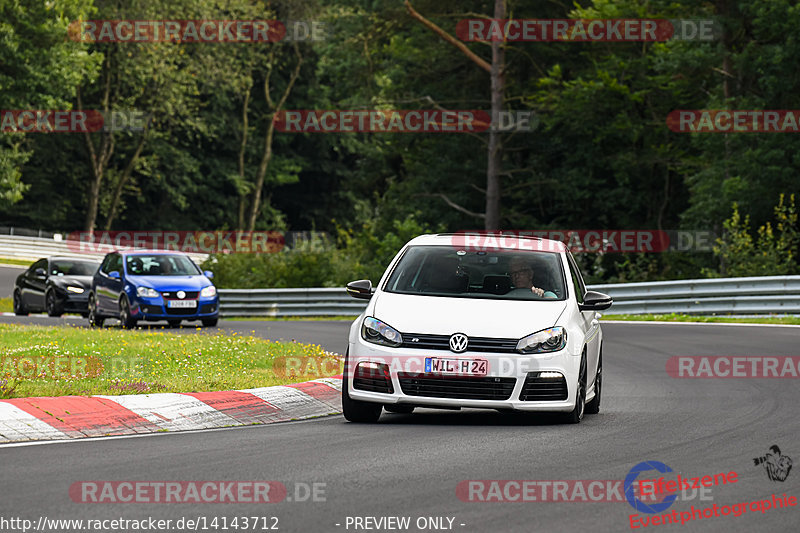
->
[217, 276, 800, 317]
[0, 234, 208, 264]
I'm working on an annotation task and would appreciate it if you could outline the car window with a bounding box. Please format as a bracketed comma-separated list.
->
[567, 253, 586, 304]
[30, 259, 47, 275]
[105, 254, 122, 275]
[50, 260, 98, 276]
[384, 245, 566, 300]
[99, 255, 112, 274]
[126, 254, 200, 276]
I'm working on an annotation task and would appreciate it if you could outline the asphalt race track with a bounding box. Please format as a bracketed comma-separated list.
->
[0, 264, 25, 298]
[1, 320, 799, 532]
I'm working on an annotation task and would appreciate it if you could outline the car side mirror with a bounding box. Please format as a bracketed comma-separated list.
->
[109, 271, 121, 280]
[34, 268, 46, 277]
[579, 290, 612, 311]
[203, 270, 214, 279]
[346, 279, 373, 300]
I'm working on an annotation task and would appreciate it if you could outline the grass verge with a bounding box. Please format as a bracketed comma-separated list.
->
[0, 258, 34, 267]
[603, 313, 800, 325]
[0, 298, 11, 313]
[0, 324, 341, 398]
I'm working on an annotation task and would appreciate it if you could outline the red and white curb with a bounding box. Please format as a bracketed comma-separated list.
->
[0, 376, 342, 443]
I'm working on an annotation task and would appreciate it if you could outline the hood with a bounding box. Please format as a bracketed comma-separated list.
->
[372, 291, 567, 338]
[125, 274, 211, 291]
[50, 275, 93, 289]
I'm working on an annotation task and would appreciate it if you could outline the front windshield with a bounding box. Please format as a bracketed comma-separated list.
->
[384, 245, 566, 300]
[125, 254, 200, 276]
[50, 260, 99, 276]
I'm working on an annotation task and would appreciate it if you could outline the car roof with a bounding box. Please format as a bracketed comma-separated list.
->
[47, 256, 101, 263]
[117, 250, 190, 256]
[405, 233, 567, 253]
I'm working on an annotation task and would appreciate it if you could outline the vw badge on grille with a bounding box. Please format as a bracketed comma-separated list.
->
[449, 333, 468, 353]
[177, 291, 186, 299]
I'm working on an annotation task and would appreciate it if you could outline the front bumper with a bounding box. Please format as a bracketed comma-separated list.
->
[60, 293, 90, 313]
[129, 296, 219, 321]
[347, 336, 581, 412]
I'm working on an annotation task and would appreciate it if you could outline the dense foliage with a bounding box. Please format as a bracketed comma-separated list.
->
[2, 0, 799, 286]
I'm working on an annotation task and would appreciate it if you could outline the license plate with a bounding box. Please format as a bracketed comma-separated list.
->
[167, 300, 197, 308]
[425, 357, 488, 376]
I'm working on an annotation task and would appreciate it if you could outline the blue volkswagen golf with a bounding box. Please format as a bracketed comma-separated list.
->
[88, 250, 219, 328]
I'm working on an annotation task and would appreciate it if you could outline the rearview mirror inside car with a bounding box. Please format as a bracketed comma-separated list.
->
[346, 279, 373, 300]
[579, 290, 612, 311]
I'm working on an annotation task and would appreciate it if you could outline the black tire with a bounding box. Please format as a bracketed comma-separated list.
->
[202, 318, 218, 327]
[563, 355, 587, 424]
[118, 296, 137, 329]
[45, 289, 63, 317]
[342, 351, 382, 423]
[384, 404, 415, 414]
[167, 320, 182, 328]
[585, 349, 602, 415]
[88, 294, 104, 327]
[13, 290, 28, 316]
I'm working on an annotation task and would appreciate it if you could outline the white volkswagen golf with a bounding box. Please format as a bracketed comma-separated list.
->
[342, 233, 612, 424]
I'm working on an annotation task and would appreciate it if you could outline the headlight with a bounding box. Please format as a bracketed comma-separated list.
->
[361, 317, 403, 347]
[136, 286, 160, 298]
[66, 286, 85, 294]
[200, 286, 217, 298]
[516, 326, 567, 354]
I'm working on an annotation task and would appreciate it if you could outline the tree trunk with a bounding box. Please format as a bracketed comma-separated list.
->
[78, 59, 115, 233]
[237, 83, 251, 229]
[485, 0, 506, 231]
[104, 128, 149, 230]
[245, 45, 302, 232]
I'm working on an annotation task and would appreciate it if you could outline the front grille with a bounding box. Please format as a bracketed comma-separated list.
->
[165, 306, 198, 315]
[353, 364, 393, 394]
[397, 372, 515, 400]
[141, 305, 162, 314]
[400, 333, 518, 353]
[161, 291, 199, 300]
[200, 303, 217, 314]
[519, 372, 568, 401]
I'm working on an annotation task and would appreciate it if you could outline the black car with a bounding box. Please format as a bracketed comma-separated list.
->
[13, 256, 101, 317]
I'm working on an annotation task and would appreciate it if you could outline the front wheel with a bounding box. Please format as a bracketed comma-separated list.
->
[585, 350, 602, 415]
[118, 297, 137, 329]
[45, 289, 63, 317]
[342, 351, 382, 423]
[88, 294, 104, 327]
[563, 355, 587, 424]
[202, 318, 218, 327]
[13, 290, 28, 316]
